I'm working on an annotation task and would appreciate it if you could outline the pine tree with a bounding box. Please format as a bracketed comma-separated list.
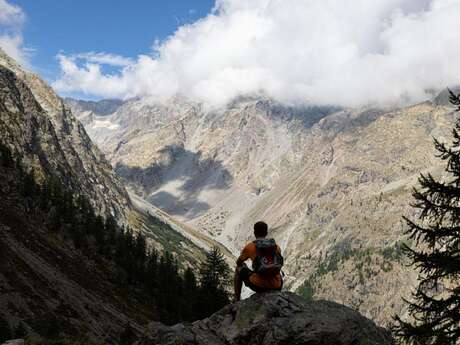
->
[183, 267, 198, 292]
[14, 322, 27, 338]
[199, 246, 231, 291]
[393, 89, 460, 344]
[198, 246, 231, 317]
[0, 143, 14, 168]
[134, 234, 147, 269]
[0, 318, 11, 343]
[21, 173, 37, 198]
[145, 249, 159, 293]
[119, 323, 136, 345]
[182, 267, 199, 321]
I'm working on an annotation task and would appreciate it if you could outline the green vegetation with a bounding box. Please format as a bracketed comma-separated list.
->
[0, 317, 12, 344]
[24, 336, 102, 345]
[297, 279, 315, 300]
[380, 242, 405, 262]
[297, 242, 406, 300]
[393, 90, 460, 345]
[0, 143, 231, 342]
[198, 246, 231, 316]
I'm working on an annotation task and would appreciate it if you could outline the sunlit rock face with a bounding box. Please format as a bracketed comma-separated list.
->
[0, 49, 131, 221]
[68, 85, 458, 325]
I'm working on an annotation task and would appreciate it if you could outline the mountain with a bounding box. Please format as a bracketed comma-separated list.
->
[0, 52, 130, 221]
[0, 49, 212, 262]
[64, 98, 125, 117]
[137, 291, 394, 345]
[0, 49, 214, 343]
[68, 90, 458, 326]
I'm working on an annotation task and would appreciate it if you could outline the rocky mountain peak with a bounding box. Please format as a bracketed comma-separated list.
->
[64, 98, 125, 116]
[137, 291, 394, 345]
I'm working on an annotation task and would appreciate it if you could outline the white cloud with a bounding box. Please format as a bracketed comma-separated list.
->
[0, 0, 29, 66]
[0, 0, 24, 27]
[54, 0, 460, 108]
[74, 52, 134, 66]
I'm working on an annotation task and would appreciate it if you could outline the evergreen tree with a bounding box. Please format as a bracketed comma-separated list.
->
[183, 267, 198, 292]
[14, 322, 27, 338]
[393, 90, 460, 345]
[182, 267, 199, 321]
[21, 173, 38, 198]
[0, 318, 11, 343]
[199, 246, 231, 291]
[198, 246, 231, 317]
[134, 233, 147, 273]
[145, 249, 159, 293]
[0, 143, 14, 167]
[119, 323, 136, 345]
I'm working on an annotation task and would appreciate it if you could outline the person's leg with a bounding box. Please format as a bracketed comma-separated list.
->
[234, 266, 243, 302]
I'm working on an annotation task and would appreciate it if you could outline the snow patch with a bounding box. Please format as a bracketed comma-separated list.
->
[92, 119, 119, 130]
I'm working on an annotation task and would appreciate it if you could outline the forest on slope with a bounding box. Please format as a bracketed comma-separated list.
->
[0, 50, 231, 344]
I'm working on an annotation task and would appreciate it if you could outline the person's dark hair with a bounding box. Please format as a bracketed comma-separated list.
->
[254, 221, 268, 238]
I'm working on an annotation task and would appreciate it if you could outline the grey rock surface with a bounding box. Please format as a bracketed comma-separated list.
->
[1, 340, 24, 345]
[138, 292, 394, 345]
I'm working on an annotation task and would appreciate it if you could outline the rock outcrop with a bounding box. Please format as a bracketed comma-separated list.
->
[138, 292, 394, 345]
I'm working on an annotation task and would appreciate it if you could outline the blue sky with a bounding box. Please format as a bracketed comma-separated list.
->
[11, 0, 214, 83]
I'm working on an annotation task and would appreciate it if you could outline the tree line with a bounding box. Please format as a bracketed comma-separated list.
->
[0, 143, 231, 343]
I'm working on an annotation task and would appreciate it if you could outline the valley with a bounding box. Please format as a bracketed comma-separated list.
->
[0, 48, 228, 342]
[67, 89, 458, 325]
[1, 0, 459, 343]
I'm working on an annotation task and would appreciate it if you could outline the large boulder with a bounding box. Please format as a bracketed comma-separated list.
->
[137, 292, 394, 345]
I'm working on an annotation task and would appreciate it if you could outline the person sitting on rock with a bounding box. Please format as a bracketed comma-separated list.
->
[234, 221, 284, 301]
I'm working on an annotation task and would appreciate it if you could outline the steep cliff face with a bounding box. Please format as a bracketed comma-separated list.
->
[137, 292, 394, 345]
[0, 49, 130, 221]
[69, 92, 457, 325]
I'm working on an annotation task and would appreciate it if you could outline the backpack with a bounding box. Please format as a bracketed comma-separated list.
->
[252, 238, 284, 276]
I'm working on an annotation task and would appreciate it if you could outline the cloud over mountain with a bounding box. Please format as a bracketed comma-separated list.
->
[54, 0, 460, 108]
[0, 0, 28, 65]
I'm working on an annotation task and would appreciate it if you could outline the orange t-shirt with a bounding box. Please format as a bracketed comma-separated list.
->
[238, 241, 282, 289]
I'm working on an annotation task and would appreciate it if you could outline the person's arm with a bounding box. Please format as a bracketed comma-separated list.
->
[276, 245, 282, 255]
[276, 245, 284, 262]
[236, 245, 250, 267]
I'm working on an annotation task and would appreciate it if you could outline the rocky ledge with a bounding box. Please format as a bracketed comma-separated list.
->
[137, 292, 394, 345]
